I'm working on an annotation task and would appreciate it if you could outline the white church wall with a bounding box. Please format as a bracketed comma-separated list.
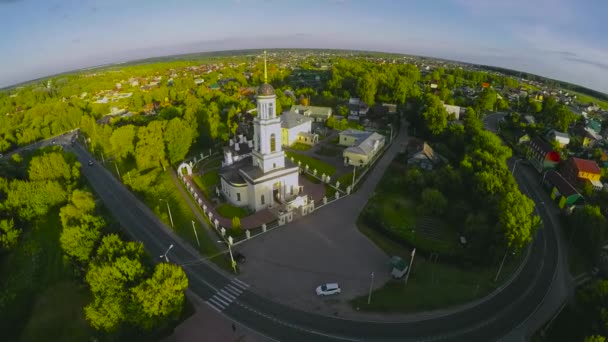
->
[283, 121, 312, 146]
[250, 171, 300, 211]
[220, 178, 250, 208]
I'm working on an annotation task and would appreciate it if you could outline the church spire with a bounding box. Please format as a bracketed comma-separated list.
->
[263, 50, 268, 84]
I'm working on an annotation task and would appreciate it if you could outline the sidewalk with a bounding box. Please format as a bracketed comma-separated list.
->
[163, 293, 274, 342]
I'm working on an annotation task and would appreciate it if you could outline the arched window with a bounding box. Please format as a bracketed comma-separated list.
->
[268, 103, 274, 118]
[270, 133, 276, 152]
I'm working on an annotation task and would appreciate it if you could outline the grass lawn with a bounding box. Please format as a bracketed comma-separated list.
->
[192, 171, 219, 199]
[286, 151, 336, 176]
[325, 172, 353, 197]
[289, 143, 312, 151]
[216, 203, 250, 218]
[20, 282, 92, 342]
[352, 222, 522, 312]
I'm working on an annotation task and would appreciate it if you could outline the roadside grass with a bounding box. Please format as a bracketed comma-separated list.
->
[192, 171, 219, 200]
[286, 151, 336, 176]
[0, 209, 91, 341]
[352, 222, 523, 312]
[20, 282, 92, 342]
[216, 203, 250, 218]
[289, 143, 312, 151]
[325, 172, 353, 197]
[569, 90, 608, 110]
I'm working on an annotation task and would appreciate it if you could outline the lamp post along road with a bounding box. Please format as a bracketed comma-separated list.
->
[161, 244, 174, 263]
[191, 220, 200, 247]
[219, 240, 237, 274]
[367, 272, 375, 305]
[495, 248, 509, 282]
[160, 198, 174, 228]
[114, 162, 121, 181]
[404, 248, 416, 286]
[511, 159, 522, 174]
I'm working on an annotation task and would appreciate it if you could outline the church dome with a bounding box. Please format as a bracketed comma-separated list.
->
[257, 83, 275, 96]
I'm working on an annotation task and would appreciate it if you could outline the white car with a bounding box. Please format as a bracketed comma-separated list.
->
[316, 283, 341, 296]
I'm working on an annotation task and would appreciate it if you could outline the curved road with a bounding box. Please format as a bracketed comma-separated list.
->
[68, 117, 559, 341]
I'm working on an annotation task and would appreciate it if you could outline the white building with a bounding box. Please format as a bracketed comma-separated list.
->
[280, 111, 317, 146]
[219, 53, 302, 212]
[547, 129, 570, 147]
[442, 103, 464, 120]
[339, 129, 385, 166]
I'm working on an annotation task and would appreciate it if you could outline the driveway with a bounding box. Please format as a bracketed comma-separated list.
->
[236, 122, 409, 318]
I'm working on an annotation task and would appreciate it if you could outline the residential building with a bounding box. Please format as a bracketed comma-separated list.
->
[280, 111, 317, 146]
[560, 157, 603, 191]
[572, 126, 602, 148]
[290, 105, 333, 123]
[527, 137, 561, 173]
[546, 129, 570, 147]
[442, 103, 464, 120]
[348, 98, 370, 118]
[405, 138, 446, 170]
[543, 171, 583, 209]
[522, 115, 536, 125]
[339, 129, 385, 166]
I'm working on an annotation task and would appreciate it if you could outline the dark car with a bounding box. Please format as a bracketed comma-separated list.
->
[88, 160, 94, 166]
[234, 252, 246, 264]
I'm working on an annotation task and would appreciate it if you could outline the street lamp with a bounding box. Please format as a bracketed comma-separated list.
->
[388, 124, 393, 143]
[404, 248, 416, 287]
[161, 244, 174, 263]
[218, 240, 238, 274]
[159, 198, 174, 228]
[367, 272, 375, 305]
[511, 159, 522, 174]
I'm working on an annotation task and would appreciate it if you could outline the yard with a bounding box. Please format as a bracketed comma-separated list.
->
[286, 151, 336, 176]
[216, 203, 250, 218]
[315, 145, 343, 157]
[289, 142, 313, 151]
[192, 171, 219, 200]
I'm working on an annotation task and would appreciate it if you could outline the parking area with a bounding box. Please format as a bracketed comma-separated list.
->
[236, 198, 392, 318]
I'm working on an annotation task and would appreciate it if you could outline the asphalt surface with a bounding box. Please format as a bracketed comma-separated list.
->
[68, 117, 559, 342]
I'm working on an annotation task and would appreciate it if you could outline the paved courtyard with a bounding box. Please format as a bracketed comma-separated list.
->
[235, 122, 409, 319]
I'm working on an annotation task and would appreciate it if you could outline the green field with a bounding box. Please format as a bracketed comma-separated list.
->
[569, 90, 608, 110]
[286, 151, 336, 176]
[352, 222, 522, 312]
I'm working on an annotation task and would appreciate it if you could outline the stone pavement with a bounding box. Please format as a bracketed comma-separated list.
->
[163, 293, 274, 342]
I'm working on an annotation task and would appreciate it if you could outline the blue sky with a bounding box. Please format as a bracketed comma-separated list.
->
[1, 0, 608, 93]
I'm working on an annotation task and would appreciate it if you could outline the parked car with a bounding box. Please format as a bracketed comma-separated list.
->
[88, 159, 94, 166]
[315, 283, 341, 296]
[234, 252, 246, 264]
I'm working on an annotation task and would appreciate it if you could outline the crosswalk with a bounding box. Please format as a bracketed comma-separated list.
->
[206, 278, 250, 312]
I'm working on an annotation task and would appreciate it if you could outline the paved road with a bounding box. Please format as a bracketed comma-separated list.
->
[0, 130, 78, 159]
[68, 118, 559, 341]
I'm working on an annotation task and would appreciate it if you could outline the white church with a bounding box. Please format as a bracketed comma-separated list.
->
[219, 53, 303, 212]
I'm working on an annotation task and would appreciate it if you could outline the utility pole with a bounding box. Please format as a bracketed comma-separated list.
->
[495, 248, 509, 282]
[191, 220, 200, 247]
[352, 165, 356, 187]
[404, 248, 416, 286]
[100, 151, 105, 164]
[114, 162, 122, 181]
[367, 272, 375, 305]
[160, 198, 174, 228]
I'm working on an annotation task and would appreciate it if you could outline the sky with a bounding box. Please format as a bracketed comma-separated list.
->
[1, 0, 608, 93]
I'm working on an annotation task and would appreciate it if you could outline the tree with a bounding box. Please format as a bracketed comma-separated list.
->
[232, 216, 241, 230]
[110, 125, 136, 160]
[60, 220, 104, 264]
[420, 188, 447, 216]
[476, 87, 497, 113]
[357, 73, 377, 106]
[422, 94, 448, 135]
[28, 152, 75, 183]
[553, 105, 578, 132]
[571, 205, 608, 258]
[135, 121, 166, 170]
[0, 219, 20, 250]
[498, 190, 541, 250]
[164, 118, 193, 165]
[585, 336, 606, 342]
[129, 263, 188, 330]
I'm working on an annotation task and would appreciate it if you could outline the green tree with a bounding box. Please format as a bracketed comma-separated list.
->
[0, 219, 20, 250]
[164, 117, 193, 165]
[571, 205, 608, 258]
[129, 263, 188, 330]
[422, 94, 448, 135]
[498, 190, 541, 250]
[476, 87, 497, 113]
[420, 188, 447, 216]
[110, 125, 136, 160]
[28, 152, 75, 183]
[135, 121, 166, 170]
[585, 335, 606, 342]
[357, 73, 377, 106]
[60, 219, 104, 264]
[232, 216, 241, 230]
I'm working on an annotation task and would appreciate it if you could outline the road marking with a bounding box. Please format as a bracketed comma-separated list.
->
[225, 284, 243, 295]
[232, 277, 249, 288]
[207, 297, 226, 310]
[215, 290, 234, 303]
[211, 294, 231, 307]
[219, 289, 236, 301]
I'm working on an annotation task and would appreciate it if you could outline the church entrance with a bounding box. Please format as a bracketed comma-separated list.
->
[273, 181, 282, 203]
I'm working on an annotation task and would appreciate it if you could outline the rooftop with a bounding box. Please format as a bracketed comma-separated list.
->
[572, 157, 601, 174]
[281, 111, 313, 129]
[530, 136, 555, 154]
[545, 171, 580, 197]
[290, 105, 332, 117]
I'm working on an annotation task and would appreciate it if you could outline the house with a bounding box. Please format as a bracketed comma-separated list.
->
[587, 119, 602, 134]
[527, 137, 561, 173]
[546, 130, 570, 147]
[339, 129, 385, 166]
[405, 138, 446, 170]
[560, 157, 603, 191]
[290, 105, 332, 123]
[572, 126, 602, 148]
[442, 103, 465, 120]
[542, 171, 583, 209]
[522, 115, 536, 125]
[280, 111, 317, 146]
[348, 98, 370, 118]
